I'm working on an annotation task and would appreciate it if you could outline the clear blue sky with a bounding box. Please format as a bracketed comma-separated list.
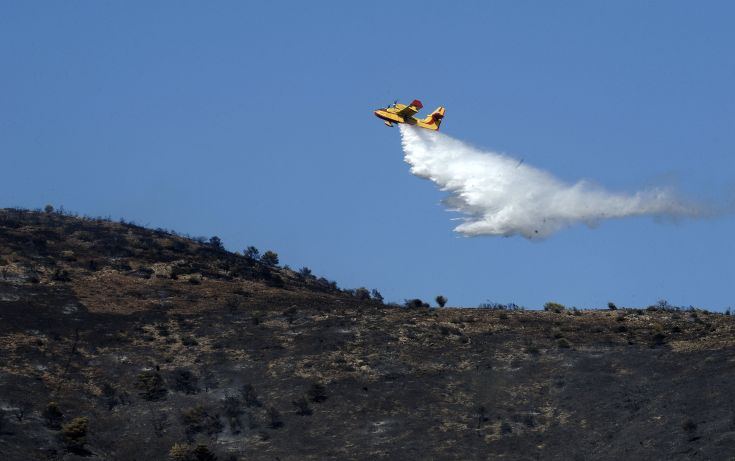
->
[2, 2, 734, 309]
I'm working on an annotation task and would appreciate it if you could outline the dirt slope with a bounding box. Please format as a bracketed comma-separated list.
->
[1, 209, 734, 460]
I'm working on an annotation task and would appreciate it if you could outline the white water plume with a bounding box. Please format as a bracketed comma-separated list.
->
[399, 125, 703, 238]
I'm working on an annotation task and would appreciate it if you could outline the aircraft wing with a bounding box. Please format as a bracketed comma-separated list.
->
[395, 99, 424, 118]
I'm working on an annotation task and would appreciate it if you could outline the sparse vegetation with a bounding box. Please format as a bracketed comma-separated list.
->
[1, 208, 733, 459]
[608, 302, 617, 310]
[436, 295, 447, 307]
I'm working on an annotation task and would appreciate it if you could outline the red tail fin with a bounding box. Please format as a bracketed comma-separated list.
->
[410, 99, 423, 109]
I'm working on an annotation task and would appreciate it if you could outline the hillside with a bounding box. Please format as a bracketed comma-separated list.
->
[1, 208, 734, 460]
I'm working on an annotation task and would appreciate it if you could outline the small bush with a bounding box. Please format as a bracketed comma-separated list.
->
[244, 246, 260, 260]
[169, 443, 218, 461]
[240, 384, 261, 408]
[43, 402, 63, 429]
[181, 406, 223, 441]
[268, 407, 283, 429]
[354, 287, 371, 300]
[299, 266, 312, 278]
[171, 369, 200, 395]
[307, 383, 327, 403]
[101, 383, 122, 410]
[435, 295, 447, 307]
[544, 302, 566, 313]
[371, 289, 384, 303]
[608, 302, 617, 310]
[208, 236, 223, 250]
[222, 396, 244, 432]
[682, 419, 697, 433]
[52, 268, 71, 282]
[557, 338, 571, 349]
[61, 417, 88, 453]
[168, 443, 191, 461]
[135, 371, 167, 401]
[190, 445, 217, 461]
[404, 298, 429, 309]
[260, 250, 279, 267]
[292, 396, 312, 416]
[181, 336, 199, 346]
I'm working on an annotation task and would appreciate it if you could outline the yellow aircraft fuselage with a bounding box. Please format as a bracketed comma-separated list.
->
[374, 99, 445, 131]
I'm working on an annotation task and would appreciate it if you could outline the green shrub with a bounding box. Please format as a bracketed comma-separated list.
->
[435, 295, 447, 307]
[181, 406, 223, 441]
[168, 443, 191, 461]
[608, 302, 617, 310]
[544, 302, 566, 313]
[61, 417, 88, 452]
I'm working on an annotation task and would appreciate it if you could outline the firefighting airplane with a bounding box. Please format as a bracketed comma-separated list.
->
[373, 99, 445, 131]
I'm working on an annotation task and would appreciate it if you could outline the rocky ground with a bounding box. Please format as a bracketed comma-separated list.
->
[1, 208, 734, 460]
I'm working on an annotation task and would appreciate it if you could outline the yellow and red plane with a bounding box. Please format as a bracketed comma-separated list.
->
[374, 99, 445, 131]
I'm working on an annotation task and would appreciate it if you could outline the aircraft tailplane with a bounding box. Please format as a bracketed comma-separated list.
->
[421, 107, 445, 129]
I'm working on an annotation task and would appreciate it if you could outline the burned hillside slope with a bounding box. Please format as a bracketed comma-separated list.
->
[1, 208, 734, 460]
